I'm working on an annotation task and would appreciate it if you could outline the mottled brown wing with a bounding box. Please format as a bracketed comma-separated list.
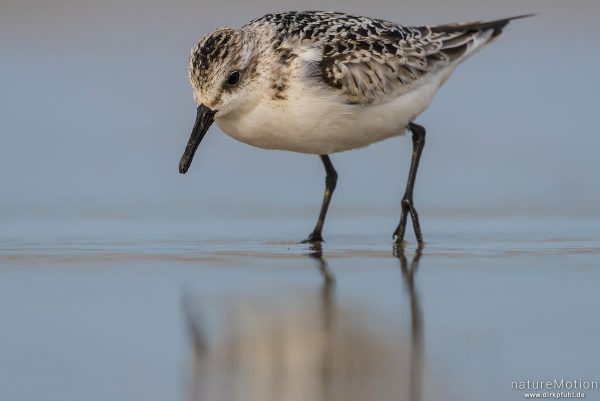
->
[318, 15, 531, 105]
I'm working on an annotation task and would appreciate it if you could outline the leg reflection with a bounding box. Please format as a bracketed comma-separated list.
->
[395, 244, 424, 401]
[307, 242, 335, 401]
[307, 242, 335, 295]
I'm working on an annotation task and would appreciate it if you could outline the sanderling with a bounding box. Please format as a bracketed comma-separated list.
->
[178, 11, 532, 244]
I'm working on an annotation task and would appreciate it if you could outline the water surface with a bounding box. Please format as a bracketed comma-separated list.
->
[2, 216, 599, 401]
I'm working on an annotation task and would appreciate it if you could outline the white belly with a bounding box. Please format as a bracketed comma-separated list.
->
[215, 68, 452, 155]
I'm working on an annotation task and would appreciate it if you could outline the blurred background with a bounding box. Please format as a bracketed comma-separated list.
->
[1, 0, 599, 235]
[2, 1, 600, 401]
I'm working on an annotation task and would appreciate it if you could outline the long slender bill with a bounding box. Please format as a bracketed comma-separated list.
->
[179, 104, 217, 174]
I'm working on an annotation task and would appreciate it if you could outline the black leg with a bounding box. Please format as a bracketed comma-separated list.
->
[394, 122, 426, 245]
[303, 155, 337, 243]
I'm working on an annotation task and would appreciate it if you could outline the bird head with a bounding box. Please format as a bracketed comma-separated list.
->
[179, 27, 261, 174]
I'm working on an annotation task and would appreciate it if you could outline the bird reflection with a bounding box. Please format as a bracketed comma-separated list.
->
[184, 246, 425, 401]
[307, 242, 335, 401]
[395, 244, 424, 401]
[308, 242, 335, 289]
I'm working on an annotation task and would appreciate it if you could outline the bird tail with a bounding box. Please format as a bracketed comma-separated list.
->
[426, 14, 535, 65]
[431, 14, 536, 40]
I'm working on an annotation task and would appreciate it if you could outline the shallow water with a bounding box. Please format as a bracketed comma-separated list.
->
[1, 216, 599, 401]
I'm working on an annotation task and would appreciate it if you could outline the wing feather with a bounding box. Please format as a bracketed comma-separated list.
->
[248, 12, 532, 105]
[316, 22, 494, 104]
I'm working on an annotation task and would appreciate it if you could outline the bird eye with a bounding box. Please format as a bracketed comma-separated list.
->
[226, 71, 240, 86]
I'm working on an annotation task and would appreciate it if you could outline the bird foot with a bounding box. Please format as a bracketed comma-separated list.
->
[392, 227, 407, 245]
[301, 231, 324, 244]
[393, 197, 424, 244]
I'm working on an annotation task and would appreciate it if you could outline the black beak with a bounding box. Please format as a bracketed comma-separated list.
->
[179, 104, 216, 174]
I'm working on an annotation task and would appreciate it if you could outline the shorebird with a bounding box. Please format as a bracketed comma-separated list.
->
[178, 11, 531, 244]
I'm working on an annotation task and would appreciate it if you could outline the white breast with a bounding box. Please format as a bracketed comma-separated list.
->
[215, 66, 455, 155]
